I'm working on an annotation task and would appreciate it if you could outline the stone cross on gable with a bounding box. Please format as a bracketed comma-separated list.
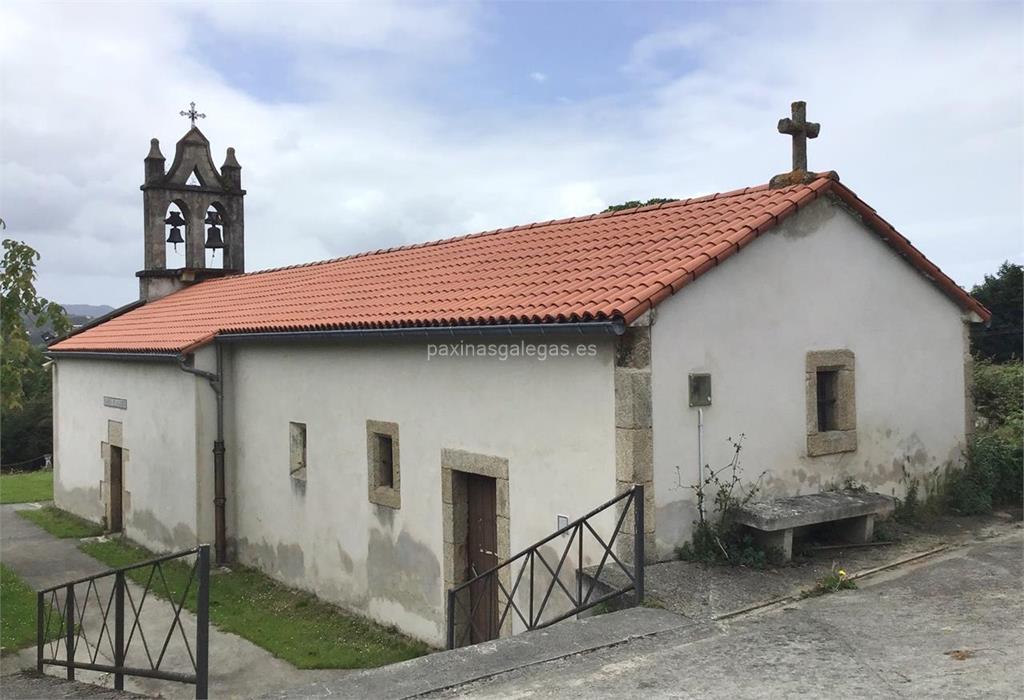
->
[777, 101, 819, 172]
[180, 101, 206, 128]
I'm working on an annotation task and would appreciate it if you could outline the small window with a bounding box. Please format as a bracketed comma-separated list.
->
[289, 422, 307, 481]
[375, 434, 395, 488]
[805, 350, 857, 457]
[366, 420, 400, 509]
[816, 369, 839, 431]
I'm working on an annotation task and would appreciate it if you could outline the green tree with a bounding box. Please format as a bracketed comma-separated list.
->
[1, 240, 69, 412]
[602, 197, 678, 213]
[970, 261, 1023, 362]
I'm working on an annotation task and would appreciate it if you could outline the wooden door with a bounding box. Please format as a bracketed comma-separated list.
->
[466, 473, 498, 643]
[109, 446, 123, 532]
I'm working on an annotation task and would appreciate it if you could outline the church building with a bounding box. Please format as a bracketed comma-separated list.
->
[48, 103, 988, 646]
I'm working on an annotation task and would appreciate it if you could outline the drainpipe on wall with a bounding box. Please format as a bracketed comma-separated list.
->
[178, 345, 227, 565]
[697, 407, 705, 484]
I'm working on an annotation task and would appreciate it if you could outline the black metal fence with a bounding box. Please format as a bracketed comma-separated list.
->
[36, 545, 210, 699]
[1, 454, 50, 473]
[446, 484, 644, 649]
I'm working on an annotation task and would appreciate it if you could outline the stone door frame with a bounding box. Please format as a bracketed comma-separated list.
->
[441, 448, 511, 643]
[100, 419, 130, 533]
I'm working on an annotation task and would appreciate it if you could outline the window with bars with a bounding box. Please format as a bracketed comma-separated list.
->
[806, 350, 857, 457]
[375, 433, 395, 489]
[366, 420, 401, 508]
[289, 421, 307, 481]
[816, 369, 840, 431]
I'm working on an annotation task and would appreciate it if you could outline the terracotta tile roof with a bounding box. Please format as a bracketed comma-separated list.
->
[50, 173, 989, 354]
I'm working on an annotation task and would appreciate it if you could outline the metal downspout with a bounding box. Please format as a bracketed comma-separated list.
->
[178, 347, 227, 565]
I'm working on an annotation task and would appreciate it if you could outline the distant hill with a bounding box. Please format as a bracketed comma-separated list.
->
[26, 304, 116, 345]
[63, 304, 115, 318]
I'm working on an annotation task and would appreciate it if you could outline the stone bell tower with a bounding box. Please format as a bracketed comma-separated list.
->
[138, 103, 245, 301]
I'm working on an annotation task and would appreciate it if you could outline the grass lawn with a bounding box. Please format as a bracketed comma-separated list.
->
[80, 539, 432, 669]
[0, 470, 53, 504]
[18, 506, 104, 538]
[0, 564, 61, 652]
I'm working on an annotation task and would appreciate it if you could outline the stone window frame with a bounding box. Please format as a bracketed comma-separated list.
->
[367, 420, 401, 509]
[441, 448, 511, 643]
[289, 421, 307, 482]
[805, 350, 857, 456]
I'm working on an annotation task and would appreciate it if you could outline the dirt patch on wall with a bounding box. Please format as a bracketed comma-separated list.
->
[128, 508, 197, 551]
[54, 484, 103, 524]
[367, 528, 440, 622]
[235, 536, 307, 582]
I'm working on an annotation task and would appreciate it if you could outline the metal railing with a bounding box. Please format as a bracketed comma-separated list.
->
[37, 545, 210, 699]
[446, 484, 644, 649]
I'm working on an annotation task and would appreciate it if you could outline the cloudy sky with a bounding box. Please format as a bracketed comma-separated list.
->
[1, 0, 1021, 306]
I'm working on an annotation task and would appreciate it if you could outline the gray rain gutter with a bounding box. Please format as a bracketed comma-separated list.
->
[44, 351, 179, 362]
[215, 319, 626, 344]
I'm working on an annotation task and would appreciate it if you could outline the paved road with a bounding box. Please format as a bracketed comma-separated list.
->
[431, 530, 1024, 699]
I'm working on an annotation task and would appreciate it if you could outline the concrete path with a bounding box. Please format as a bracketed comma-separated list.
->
[1, 503, 336, 699]
[427, 529, 1024, 698]
[0, 670, 144, 698]
[270, 607, 692, 699]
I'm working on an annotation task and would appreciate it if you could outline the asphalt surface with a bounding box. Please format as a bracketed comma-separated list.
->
[428, 530, 1023, 699]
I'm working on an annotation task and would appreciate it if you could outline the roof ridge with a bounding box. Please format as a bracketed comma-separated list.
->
[222, 176, 822, 281]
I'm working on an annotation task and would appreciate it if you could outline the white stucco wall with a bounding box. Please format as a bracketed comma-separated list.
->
[52, 357, 205, 553]
[650, 197, 970, 559]
[225, 336, 617, 645]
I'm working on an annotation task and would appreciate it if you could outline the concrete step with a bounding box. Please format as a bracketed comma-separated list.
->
[267, 607, 690, 699]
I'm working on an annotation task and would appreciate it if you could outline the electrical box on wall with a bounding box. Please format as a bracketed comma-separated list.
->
[689, 373, 712, 407]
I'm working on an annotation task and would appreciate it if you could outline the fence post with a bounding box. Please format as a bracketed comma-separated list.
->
[196, 545, 210, 700]
[114, 571, 125, 690]
[36, 592, 44, 673]
[633, 485, 645, 606]
[576, 523, 583, 616]
[445, 589, 455, 650]
[65, 584, 75, 680]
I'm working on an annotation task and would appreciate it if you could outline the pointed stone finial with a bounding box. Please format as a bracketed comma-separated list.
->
[144, 138, 166, 183]
[221, 147, 242, 189]
[146, 138, 165, 161]
[222, 147, 241, 169]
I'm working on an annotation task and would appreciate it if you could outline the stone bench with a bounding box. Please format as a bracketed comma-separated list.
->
[733, 491, 896, 561]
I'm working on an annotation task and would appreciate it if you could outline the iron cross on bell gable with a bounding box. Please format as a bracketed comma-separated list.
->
[180, 101, 206, 128]
[777, 101, 819, 172]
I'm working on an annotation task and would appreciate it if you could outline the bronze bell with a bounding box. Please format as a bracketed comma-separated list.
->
[205, 225, 224, 250]
[164, 211, 186, 250]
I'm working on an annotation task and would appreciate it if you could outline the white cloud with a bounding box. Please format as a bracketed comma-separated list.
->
[0, 0, 1020, 308]
[529, 71, 548, 83]
[193, 0, 478, 53]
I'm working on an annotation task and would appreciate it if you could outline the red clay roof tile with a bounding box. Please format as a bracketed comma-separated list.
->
[50, 174, 989, 353]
